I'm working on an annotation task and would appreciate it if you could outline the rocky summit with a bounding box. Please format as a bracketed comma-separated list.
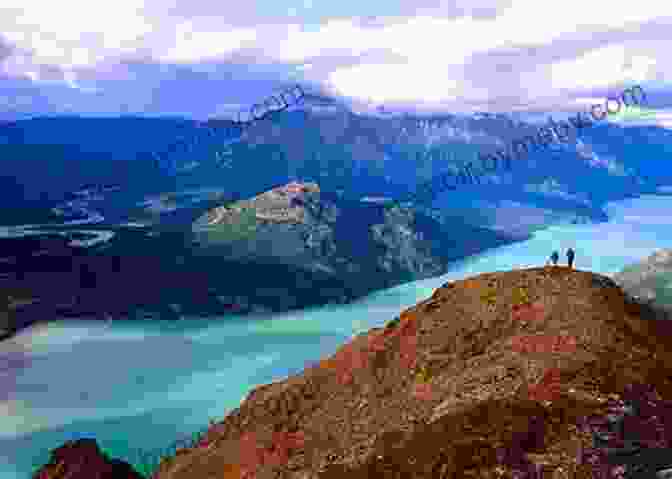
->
[86, 265, 672, 479]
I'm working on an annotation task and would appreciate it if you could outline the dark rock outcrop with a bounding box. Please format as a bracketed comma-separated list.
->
[32, 438, 144, 479]
[0, 287, 40, 341]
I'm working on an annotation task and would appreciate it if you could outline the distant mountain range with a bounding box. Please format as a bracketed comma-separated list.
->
[1, 94, 669, 233]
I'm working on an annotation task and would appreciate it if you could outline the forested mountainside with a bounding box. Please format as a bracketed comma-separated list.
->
[190, 180, 517, 312]
[0, 180, 517, 339]
[1, 96, 668, 231]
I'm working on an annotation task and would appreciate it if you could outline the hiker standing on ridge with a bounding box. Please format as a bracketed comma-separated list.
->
[567, 248, 575, 268]
[549, 251, 559, 266]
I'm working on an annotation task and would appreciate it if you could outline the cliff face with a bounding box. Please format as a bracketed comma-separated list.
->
[191, 181, 517, 311]
[135, 266, 672, 479]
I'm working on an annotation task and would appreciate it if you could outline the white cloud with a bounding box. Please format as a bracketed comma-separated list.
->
[0, 0, 671, 115]
[546, 44, 662, 92]
[158, 22, 258, 63]
[269, 3, 672, 109]
[2, 0, 153, 68]
[329, 63, 462, 103]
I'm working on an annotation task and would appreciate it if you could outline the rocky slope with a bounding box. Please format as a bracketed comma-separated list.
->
[32, 265, 670, 479]
[190, 180, 517, 312]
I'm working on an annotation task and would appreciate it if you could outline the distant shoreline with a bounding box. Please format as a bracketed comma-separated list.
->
[0, 225, 524, 343]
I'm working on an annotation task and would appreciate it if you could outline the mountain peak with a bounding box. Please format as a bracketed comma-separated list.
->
[297, 93, 349, 114]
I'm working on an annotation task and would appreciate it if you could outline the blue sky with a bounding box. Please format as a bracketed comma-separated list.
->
[1, 0, 671, 121]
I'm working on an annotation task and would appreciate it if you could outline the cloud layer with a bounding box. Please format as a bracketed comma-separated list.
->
[0, 0, 671, 119]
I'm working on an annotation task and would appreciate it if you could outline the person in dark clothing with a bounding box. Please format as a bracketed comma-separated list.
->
[567, 248, 575, 268]
[549, 251, 559, 266]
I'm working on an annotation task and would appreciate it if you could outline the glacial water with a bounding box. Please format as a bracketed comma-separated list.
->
[3, 194, 672, 478]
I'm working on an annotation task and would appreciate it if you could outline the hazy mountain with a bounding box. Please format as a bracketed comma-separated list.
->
[0, 95, 667, 233]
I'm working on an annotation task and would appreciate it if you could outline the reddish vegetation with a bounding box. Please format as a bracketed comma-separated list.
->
[511, 301, 546, 322]
[237, 432, 262, 478]
[321, 315, 419, 386]
[398, 320, 419, 370]
[509, 334, 578, 354]
[527, 367, 563, 402]
[237, 430, 306, 478]
[411, 382, 435, 401]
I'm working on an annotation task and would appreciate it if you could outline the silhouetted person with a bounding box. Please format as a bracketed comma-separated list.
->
[567, 248, 575, 268]
[78, 262, 97, 289]
[549, 251, 559, 266]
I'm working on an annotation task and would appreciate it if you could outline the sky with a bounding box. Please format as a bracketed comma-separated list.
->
[0, 0, 671, 120]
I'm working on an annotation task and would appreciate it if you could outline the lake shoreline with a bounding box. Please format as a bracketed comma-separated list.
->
[0, 225, 529, 344]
